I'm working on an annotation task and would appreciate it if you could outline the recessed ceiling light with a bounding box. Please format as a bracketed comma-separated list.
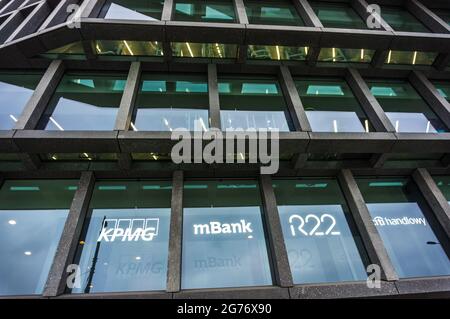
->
[135, 256, 141, 261]
[8, 220, 16, 225]
[24, 251, 32, 256]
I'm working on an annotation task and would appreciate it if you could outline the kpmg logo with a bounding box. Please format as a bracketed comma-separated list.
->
[97, 218, 159, 242]
[372, 216, 427, 227]
[193, 220, 253, 236]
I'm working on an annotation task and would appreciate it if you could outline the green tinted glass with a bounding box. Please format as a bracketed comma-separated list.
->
[318, 48, 374, 63]
[174, 0, 236, 22]
[381, 6, 429, 32]
[385, 50, 437, 66]
[432, 81, 450, 102]
[434, 176, 450, 202]
[367, 80, 448, 133]
[310, 1, 367, 29]
[247, 45, 308, 61]
[95, 40, 163, 57]
[171, 42, 237, 58]
[245, 0, 304, 26]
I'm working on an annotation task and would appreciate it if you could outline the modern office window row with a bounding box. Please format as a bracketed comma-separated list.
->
[0, 176, 449, 295]
[97, 0, 449, 33]
[45, 41, 443, 68]
[0, 71, 448, 134]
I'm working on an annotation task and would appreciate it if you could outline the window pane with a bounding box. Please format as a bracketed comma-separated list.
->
[0, 180, 76, 295]
[0, 72, 42, 130]
[274, 179, 368, 284]
[174, 0, 236, 23]
[171, 42, 238, 59]
[71, 181, 172, 293]
[101, 0, 163, 21]
[132, 74, 209, 131]
[295, 78, 372, 132]
[247, 45, 308, 61]
[381, 6, 429, 32]
[310, 1, 368, 29]
[432, 81, 450, 102]
[357, 178, 450, 278]
[367, 80, 448, 133]
[44, 42, 86, 60]
[219, 76, 293, 131]
[182, 180, 272, 289]
[39, 73, 126, 131]
[318, 48, 374, 63]
[245, 0, 304, 26]
[95, 40, 164, 57]
[385, 50, 437, 66]
[433, 176, 450, 203]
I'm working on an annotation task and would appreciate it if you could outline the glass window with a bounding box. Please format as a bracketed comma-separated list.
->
[95, 40, 163, 57]
[381, 6, 430, 32]
[295, 78, 373, 133]
[432, 81, 450, 102]
[182, 180, 272, 289]
[318, 48, 375, 64]
[43, 42, 86, 60]
[310, 1, 368, 29]
[367, 80, 448, 133]
[432, 8, 450, 25]
[245, 0, 304, 26]
[174, 0, 236, 23]
[0, 72, 42, 130]
[218, 76, 293, 131]
[0, 180, 76, 295]
[434, 176, 450, 203]
[131, 74, 209, 131]
[42, 153, 118, 162]
[171, 42, 238, 59]
[356, 178, 450, 278]
[247, 45, 308, 61]
[39, 73, 126, 131]
[385, 50, 437, 66]
[70, 181, 172, 293]
[100, 0, 163, 21]
[274, 179, 368, 284]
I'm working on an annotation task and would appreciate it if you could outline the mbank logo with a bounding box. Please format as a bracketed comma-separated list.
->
[97, 218, 159, 242]
[193, 220, 253, 236]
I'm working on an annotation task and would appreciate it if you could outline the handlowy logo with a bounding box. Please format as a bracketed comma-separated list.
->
[372, 216, 427, 227]
[97, 218, 160, 242]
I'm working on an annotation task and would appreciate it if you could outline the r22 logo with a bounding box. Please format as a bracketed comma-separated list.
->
[288, 214, 340, 237]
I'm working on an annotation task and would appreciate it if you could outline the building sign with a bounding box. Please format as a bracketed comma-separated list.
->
[372, 216, 427, 227]
[278, 205, 367, 284]
[97, 218, 159, 242]
[182, 207, 272, 289]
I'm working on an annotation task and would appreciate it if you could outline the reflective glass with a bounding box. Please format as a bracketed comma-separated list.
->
[42, 153, 118, 162]
[174, 0, 236, 23]
[0, 72, 42, 130]
[171, 42, 238, 59]
[132, 74, 209, 131]
[381, 6, 429, 32]
[432, 8, 450, 25]
[182, 180, 272, 289]
[274, 179, 368, 284]
[385, 50, 437, 66]
[219, 77, 293, 131]
[367, 80, 448, 133]
[295, 78, 372, 132]
[357, 178, 450, 278]
[310, 1, 368, 29]
[101, 0, 163, 21]
[95, 40, 163, 57]
[245, 0, 304, 26]
[0, 180, 76, 295]
[44, 42, 86, 60]
[432, 81, 450, 102]
[71, 181, 172, 293]
[39, 73, 126, 131]
[318, 48, 374, 63]
[434, 176, 450, 203]
[247, 45, 308, 61]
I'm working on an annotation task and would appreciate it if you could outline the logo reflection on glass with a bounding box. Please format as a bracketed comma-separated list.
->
[97, 218, 160, 242]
